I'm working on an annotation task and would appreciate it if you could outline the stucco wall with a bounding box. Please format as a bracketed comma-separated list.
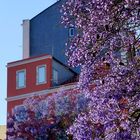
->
[30, 0, 68, 64]
[0, 125, 6, 140]
[29, 0, 80, 74]
[7, 56, 52, 98]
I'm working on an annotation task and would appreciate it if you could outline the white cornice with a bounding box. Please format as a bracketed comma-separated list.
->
[6, 84, 76, 102]
[7, 55, 52, 68]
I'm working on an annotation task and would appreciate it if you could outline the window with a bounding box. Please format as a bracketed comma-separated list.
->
[69, 27, 74, 37]
[13, 105, 27, 122]
[36, 65, 46, 84]
[120, 50, 127, 65]
[16, 69, 26, 89]
[136, 47, 140, 57]
[53, 69, 58, 84]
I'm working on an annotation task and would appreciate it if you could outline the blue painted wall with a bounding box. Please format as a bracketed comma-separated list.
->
[30, 0, 80, 73]
[52, 59, 75, 86]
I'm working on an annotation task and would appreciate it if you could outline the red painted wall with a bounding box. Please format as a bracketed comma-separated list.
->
[7, 99, 25, 114]
[7, 87, 79, 114]
[7, 57, 52, 98]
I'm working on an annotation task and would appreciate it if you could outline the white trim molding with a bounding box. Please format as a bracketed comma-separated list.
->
[6, 83, 76, 102]
[7, 55, 52, 68]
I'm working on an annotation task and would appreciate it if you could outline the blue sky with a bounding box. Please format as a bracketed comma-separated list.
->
[0, 0, 56, 125]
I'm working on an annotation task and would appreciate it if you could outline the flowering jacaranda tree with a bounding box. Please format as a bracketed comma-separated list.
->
[7, 0, 140, 139]
[61, 0, 140, 139]
[7, 88, 88, 140]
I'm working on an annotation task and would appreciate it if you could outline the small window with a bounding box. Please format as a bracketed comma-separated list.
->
[36, 65, 46, 85]
[120, 50, 127, 65]
[13, 105, 27, 122]
[16, 69, 26, 89]
[136, 47, 140, 57]
[53, 69, 58, 84]
[69, 27, 74, 37]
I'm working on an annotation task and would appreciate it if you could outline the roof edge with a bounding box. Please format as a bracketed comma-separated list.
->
[30, 0, 62, 21]
[7, 54, 52, 68]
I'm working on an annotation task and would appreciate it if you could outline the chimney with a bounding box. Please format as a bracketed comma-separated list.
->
[22, 19, 30, 59]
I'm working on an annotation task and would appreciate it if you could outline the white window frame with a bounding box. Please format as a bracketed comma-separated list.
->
[16, 69, 26, 89]
[69, 27, 74, 37]
[12, 105, 27, 122]
[12, 105, 26, 115]
[36, 64, 47, 85]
